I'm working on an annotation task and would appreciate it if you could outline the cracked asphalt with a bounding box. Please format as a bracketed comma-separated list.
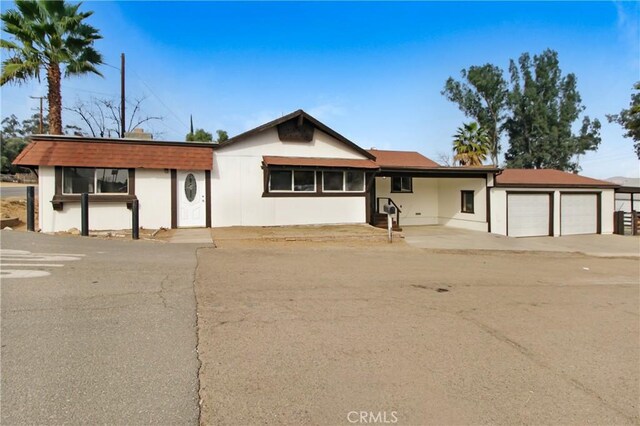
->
[195, 242, 640, 425]
[0, 231, 201, 424]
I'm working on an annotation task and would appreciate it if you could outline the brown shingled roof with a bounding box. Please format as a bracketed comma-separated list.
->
[368, 149, 440, 169]
[496, 169, 618, 187]
[13, 139, 213, 170]
[263, 156, 379, 169]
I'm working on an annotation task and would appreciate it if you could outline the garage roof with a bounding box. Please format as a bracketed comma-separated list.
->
[496, 169, 618, 188]
[13, 136, 214, 170]
[263, 156, 379, 169]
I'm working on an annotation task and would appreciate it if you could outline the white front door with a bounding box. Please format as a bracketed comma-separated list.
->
[177, 170, 206, 227]
[561, 193, 598, 235]
[507, 193, 551, 237]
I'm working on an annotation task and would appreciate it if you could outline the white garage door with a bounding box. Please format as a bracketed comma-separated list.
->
[561, 193, 598, 235]
[507, 193, 551, 237]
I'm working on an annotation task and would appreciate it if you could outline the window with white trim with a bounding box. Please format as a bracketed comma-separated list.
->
[322, 171, 365, 192]
[268, 170, 316, 192]
[63, 167, 129, 194]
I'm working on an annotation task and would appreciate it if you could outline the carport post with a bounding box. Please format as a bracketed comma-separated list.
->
[26, 186, 35, 232]
[132, 199, 139, 240]
[81, 192, 89, 236]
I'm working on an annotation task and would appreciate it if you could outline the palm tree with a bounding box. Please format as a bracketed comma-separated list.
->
[1, 0, 103, 134]
[452, 122, 490, 166]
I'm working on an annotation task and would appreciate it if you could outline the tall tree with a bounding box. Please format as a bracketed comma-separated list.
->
[503, 49, 601, 171]
[442, 64, 508, 165]
[186, 128, 213, 142]
[1, 113, 79, 172]
[607, 82, 640, 159]
[452, 122, 490, 166]
[1, 0, 103, 134]
[215, 129, 228, 143]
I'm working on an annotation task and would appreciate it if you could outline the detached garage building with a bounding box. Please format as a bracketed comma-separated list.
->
[490, 169, 617, 237]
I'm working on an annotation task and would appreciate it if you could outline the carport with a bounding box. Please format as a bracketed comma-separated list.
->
[367, 149, 499, 232]
[613, 185, 640, 235]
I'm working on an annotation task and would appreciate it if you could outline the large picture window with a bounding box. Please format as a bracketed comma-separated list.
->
[265, 169, 366, 196]
[63, 167, 128, 194]
[391, 176, 412, 193]
[322, 171, 365, 192]
[269, 170, 316, 192]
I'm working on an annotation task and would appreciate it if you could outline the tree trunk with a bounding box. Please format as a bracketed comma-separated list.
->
[491, 125, 499, 166]
[47, 63, 63, 135]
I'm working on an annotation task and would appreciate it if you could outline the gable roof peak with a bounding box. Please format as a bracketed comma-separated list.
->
[216, 109, 375, 159]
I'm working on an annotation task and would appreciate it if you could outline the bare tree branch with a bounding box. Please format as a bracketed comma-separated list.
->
[436, 151, 453, 167]
[65, 96, 164, 138]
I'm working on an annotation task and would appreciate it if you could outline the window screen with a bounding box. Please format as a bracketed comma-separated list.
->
[269, 170, 292, 191]
[323, 171, 344, 191]
[345, 171, 364, 192]
[293, 171, 315, 192]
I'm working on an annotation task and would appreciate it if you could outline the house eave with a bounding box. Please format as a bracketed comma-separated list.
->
[377, 166, 500, 178]
[494, 183, 619, 189]
[28, 134, 218, 148]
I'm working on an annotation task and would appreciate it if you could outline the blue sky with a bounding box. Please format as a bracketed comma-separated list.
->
[1, 1, 639, 178]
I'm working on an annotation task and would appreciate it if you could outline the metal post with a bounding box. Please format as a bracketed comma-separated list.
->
[132, 199, 139, 240]
[81, 193, 89, 236]
[26, 186, 35, 232]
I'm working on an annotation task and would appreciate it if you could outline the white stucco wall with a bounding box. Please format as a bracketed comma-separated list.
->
[211, 127, 368, 227]
[437, 177, 488, 232]
[135, 169, 172, 229]
[490, 187, 615, 236]
[38, 166, 172, 232]
[374, 177, 439, 226]
[38, 166, 53, 232]
[599, 189, 615, 234]
[489, 187, 509, 236]
[374, 175, 488, 231]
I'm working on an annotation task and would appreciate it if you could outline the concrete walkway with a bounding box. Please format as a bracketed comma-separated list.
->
[402, 225, 640, 257]
[168, 228, 214, 244]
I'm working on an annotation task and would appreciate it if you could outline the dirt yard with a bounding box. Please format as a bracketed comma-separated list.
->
[195, 243, 639, 425]
[1, 197, 38, 230]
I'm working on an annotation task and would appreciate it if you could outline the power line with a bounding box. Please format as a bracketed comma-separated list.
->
[61, 85, 118, 98]
[128, 69, 189, 129]
[102, 62, 121, 71]
[102, 60, 188, 134]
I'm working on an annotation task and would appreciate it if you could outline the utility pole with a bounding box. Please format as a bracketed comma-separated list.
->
[29, 96, 45, 133]
[120, 52, 126, 138]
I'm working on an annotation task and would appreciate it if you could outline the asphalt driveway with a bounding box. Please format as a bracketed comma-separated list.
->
[402, 225, 640, 257]
[196, 241, 639, 425]
[1, 231, 202, 424]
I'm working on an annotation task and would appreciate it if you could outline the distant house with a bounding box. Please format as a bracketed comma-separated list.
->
[13, 109, 618, 237]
